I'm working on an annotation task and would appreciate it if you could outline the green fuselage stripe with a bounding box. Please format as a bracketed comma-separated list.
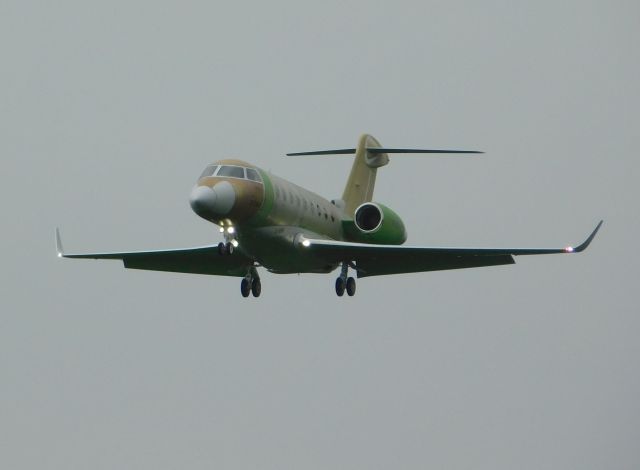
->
[246, 168, 274, 226]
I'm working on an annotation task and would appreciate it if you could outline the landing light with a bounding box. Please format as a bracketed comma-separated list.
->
[302, 239, 311, 247]
[565, 246, 574, 253]
[219, 227, 224, 233]
[231, 239, 239, 247]
[227, 226, 235, 234]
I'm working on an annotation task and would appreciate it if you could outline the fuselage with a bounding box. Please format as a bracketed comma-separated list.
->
[189, 159, 345, 273]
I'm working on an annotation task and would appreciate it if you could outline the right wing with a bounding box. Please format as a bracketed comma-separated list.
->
[300, 221, 603, 278]
[56, 229, 251, 277]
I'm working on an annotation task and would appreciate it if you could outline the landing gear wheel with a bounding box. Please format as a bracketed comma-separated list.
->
[218, 242, 226, 255]
[225, 241, 234, 255]
[346, 277, 356, 297]
[240, 278, 251, 297]
[251, 278, 261, 297]
[335, 277, 346, 297]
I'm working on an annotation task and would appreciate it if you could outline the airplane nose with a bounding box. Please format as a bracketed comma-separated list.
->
[189, 181, 236, 218]
[190, 185, 217, 217]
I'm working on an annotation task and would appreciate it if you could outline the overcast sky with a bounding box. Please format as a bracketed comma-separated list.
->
[1, 1, 639, 469]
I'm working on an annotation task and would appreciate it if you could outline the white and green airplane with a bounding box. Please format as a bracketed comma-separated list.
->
[56, 134, 602, 297]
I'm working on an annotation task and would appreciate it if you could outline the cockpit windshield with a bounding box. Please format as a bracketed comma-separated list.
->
[246, 168, 261, 182]
[199, 165, 218, 178]
[198, 164, 262, 183]
[217, 166, 245, 179]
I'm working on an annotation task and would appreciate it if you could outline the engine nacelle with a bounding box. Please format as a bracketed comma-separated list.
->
[343, 202, 407, 245]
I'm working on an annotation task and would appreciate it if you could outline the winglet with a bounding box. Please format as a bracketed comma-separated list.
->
[55, 228, 65, 258]
[568, 220, 603, 253]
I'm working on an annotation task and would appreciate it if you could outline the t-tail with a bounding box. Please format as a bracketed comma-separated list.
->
[288, 133, 482, 217]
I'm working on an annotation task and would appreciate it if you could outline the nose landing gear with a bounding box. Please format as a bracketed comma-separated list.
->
[218, 241, 235, 255]
[335, 262, 356, 297]
[218, 225, 238, 256]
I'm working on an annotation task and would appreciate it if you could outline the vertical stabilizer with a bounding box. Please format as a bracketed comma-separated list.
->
[286, 135, 481, 217]
[341, 134, 389, 217]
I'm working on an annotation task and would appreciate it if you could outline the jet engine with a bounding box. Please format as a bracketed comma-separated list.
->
[344, 202, 407, 245]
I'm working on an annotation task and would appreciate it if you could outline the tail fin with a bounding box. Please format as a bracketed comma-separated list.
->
[341, 134, 388, 216]
[287, 134, 482, 217]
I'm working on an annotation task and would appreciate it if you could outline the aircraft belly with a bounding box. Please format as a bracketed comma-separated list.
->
[238, 226, 338, 274]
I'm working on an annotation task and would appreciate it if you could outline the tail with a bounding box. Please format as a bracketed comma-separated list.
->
[287, 133, 482, 217]
[341, 134, 388, 216]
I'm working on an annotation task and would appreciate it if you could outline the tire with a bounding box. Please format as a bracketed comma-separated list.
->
[335, 277, 346, 297]
[226, 242, 234, 255]
[218, 242, 226, 255]
[251, 278, 261, 297]
[240, 278, 251, 297]
[346, 277, 356, 297]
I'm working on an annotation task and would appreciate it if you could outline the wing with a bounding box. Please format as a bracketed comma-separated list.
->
[56, 229, 251, 277]
[299, 221, 603, 278]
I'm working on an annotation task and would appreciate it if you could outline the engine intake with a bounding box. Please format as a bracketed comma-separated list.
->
[345, 202, 407, 245]
[355, 203, 383, 232]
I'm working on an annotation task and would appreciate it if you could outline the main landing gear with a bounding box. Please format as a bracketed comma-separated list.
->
[240, 267, 261, 298]
[335, 262, 356, 297]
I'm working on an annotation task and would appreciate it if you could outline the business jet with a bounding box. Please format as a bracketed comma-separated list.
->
[56, 134, 602, 297]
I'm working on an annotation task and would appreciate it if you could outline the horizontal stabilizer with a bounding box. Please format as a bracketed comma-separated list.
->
[368, 148, 482, 154]
[287, 148, 482, 156]
[287, 148, 357, 156]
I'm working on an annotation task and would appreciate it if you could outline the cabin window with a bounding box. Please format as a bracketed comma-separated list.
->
[199, 165, 218, 178]
[246, 168, 261, 182]
[217, 165, 245, 179]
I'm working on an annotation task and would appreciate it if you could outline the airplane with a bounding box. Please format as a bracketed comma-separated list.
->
[56, 134, 603, 298]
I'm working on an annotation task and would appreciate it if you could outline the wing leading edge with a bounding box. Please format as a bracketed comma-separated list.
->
[300, 221, 603, 278]
[56, 229, 251, 277]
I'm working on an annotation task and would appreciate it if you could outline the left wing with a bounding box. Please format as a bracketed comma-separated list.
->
[299, 221, 603, 278]
[56, 229, 251, 277]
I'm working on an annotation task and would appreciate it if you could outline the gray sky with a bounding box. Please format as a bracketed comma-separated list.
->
[1, 1, 639, 469]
